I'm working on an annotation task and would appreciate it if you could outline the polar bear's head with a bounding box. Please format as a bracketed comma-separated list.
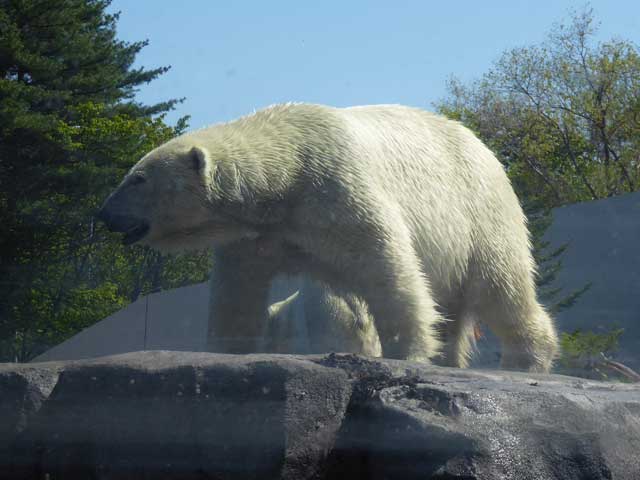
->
[97, 141, 257, 252]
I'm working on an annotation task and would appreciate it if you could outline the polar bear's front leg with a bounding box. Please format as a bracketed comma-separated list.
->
[207, 241, 275, 354]
[360, 251, 444, 362]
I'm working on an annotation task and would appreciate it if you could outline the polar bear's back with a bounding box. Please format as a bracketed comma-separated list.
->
[337, 104, 508, 199]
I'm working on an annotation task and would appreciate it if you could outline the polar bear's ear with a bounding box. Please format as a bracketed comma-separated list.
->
[189, 146, 210, 173]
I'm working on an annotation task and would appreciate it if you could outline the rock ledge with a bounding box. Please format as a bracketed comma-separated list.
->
[1, 351, 639, 479]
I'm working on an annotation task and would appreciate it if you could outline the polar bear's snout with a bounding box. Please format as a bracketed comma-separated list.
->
[97, 195, 150, 245]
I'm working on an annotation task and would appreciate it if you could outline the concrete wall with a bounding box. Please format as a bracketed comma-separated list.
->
[33, 278, 300, 362]
[544, 190, 640, 368]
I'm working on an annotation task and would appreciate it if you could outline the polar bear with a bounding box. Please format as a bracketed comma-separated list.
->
[98, 103, 558, 371]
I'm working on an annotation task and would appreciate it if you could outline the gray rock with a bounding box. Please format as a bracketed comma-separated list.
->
[321, 357, 640, 479]
[0, 362, 61, 438]
[0, 362, 62, 478]
[1, 352, 639, 479]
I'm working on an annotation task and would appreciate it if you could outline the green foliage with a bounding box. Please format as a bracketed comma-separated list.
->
[558, 328, 630, 382]
[560, 328, 623, 364]
[436, 7, 640, 206]
[0, 0, 207, 362]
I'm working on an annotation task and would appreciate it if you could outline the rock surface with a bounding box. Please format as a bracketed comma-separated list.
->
[1, 351, 639, 479]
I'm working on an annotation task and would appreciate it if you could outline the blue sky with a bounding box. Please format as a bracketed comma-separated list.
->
[109, 1, 639, 131]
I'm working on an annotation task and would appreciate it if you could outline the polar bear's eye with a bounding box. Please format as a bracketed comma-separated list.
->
[131, 174, 146, 186]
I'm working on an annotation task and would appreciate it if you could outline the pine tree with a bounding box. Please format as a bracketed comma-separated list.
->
[0, 0, 207, 361]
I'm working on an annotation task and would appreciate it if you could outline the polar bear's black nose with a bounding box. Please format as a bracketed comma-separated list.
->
[96, 206, 109, 223]
[96, 205, 115, 228]
[95, 204, 148, 244]
[96, 205, 122, 232]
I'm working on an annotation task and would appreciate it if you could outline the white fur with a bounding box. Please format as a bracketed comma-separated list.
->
[124, 103, 558, 371]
